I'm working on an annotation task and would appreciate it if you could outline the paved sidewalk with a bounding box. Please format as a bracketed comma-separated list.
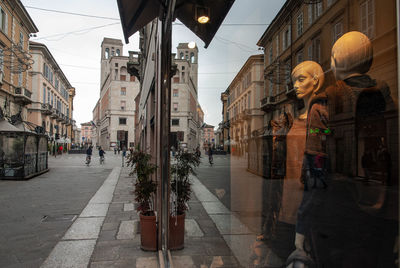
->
[88, 167, 242, 268]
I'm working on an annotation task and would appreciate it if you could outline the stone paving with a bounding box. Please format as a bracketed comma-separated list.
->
[88, 166, 242, 268]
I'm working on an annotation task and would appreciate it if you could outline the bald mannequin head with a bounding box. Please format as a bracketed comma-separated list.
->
[292, 61, 325, 100]
[331, 31, 373, 80]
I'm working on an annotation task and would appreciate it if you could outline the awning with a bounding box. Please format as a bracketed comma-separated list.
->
[117, 0, 235, 48]
[0, 119, 24, 132]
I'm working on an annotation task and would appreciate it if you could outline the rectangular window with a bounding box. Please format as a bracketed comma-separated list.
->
[283, 29, 289, 49]
[297, 12, 303, 36]
[173, 103, 178, 111]
[308, 5, 314, 25]
[18, 63, 22, 86]
[269, 46, 273, 64]
[314, 38, 321, 63]
[0, 48, 3, 72]
[360, 0, 374, 38]
[296, 49, 304, 64]
[121, 87, 126, 96]
[130, 75, 135, 82]
[55, 78, 59, 90]
[43, 85, 46, 104]
[0, 7, 7, 33]
[120, 75, 126, 81]
[327, 0, 336, 8]
[172, 119, 180, 126]
[173, 77, 179, 83]
[19, 32, 23, 47]
[121, 100, 126, 110]
[173, 89, 179, 97]
[333, 21, 343, 43]
[317, 2, 323, 17]
[119, 118, 127, 125]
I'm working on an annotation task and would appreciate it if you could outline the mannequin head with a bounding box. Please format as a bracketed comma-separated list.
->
[292, 61, 325, 100]
[331, 31, 373, 80]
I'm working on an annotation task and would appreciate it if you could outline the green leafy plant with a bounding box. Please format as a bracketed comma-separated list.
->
[171, 151, 200, 215]
[127, 146, 157, 216]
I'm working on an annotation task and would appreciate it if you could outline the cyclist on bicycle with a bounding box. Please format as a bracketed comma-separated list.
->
[86, 146, 93, 165]
[99, 147, 105, 164]
[208, 146, 213, 165]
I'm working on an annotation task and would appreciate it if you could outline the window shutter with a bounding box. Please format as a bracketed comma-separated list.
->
[367, 0, 374, 38]
[360, 2, 367, 34]
[4, 10, 8, 34]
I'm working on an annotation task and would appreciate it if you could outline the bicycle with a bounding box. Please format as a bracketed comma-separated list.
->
[209, 155, 213, 166]
[86, 155, 91, 166]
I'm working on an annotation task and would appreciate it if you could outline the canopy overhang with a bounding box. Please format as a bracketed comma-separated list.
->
[117, 0, 235, 48]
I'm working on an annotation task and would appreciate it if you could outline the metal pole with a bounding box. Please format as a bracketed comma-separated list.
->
[160, 0, 175, 263]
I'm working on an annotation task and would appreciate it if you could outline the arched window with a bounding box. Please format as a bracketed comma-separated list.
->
[105, 48, 109, 59]
[180, 52, 184, 59]
[190, 52, 195, 63]
[116, 49, 121, 56]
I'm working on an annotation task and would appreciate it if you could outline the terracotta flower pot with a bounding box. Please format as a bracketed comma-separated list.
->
[140, 213, 157, 251]
[169, 213, 185, 250]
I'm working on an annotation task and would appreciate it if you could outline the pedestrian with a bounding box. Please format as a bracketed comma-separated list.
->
[118, 147, 121, 154]
[114, 147, 117, 155]
[121, 146, 126, 167]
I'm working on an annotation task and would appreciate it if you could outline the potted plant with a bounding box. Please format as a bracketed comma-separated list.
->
[169, 150, 200, 250]
[127, 147, 158, 251]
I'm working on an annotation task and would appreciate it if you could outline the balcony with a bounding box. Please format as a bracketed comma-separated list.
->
[14, 87, 32, 105]
[50, 108, 58, 118]
[285, 82, 297, 100]
[41, 103, 53, 115]
[56, 112, 63, 122]
[261, 96, 276, 112]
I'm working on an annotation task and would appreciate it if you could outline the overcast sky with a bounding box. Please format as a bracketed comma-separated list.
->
[21, 0, 285, 128]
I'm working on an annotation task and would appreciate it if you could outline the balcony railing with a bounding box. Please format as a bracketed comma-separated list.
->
[260, 96, 276, 112]
[41, 103, 53, 115]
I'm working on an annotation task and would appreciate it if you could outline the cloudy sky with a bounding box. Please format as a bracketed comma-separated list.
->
[21, 0, 285, 128]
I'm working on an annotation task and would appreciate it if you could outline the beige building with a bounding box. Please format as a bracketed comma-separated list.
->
[28, 41, 74, 144]
[170, 43, 202, 151]
[226, 54, 264, 157]
[0, 0, 38, 120]
[80, 122, 92, 144]
[94, 38, 140, 150]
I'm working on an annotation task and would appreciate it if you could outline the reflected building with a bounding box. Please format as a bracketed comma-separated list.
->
[93, 38, 140, 150]
[257, 0, 398, 180]
[226, 54, 264, 162]
[170, 43, 202, 151]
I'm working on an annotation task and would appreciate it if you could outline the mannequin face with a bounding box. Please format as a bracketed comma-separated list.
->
[292, 70, 317, 99]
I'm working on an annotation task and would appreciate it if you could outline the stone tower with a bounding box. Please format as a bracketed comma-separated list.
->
[100, 38, 123, 87]
[176, 43, 198, 88]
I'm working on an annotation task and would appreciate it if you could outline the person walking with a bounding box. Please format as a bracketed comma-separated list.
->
[122, 146, 127, 167]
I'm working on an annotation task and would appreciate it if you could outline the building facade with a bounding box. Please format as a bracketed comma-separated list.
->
[202, 124, 215, 149]
[170, 43, 202, 151]
[226, 55, 264, 158]
[80, 122, 92, 145]
[257, 0, 398, 180]
[94, 38, 140, 150]
[28, 41, 74, 147]
[0, 0, 38, 120]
